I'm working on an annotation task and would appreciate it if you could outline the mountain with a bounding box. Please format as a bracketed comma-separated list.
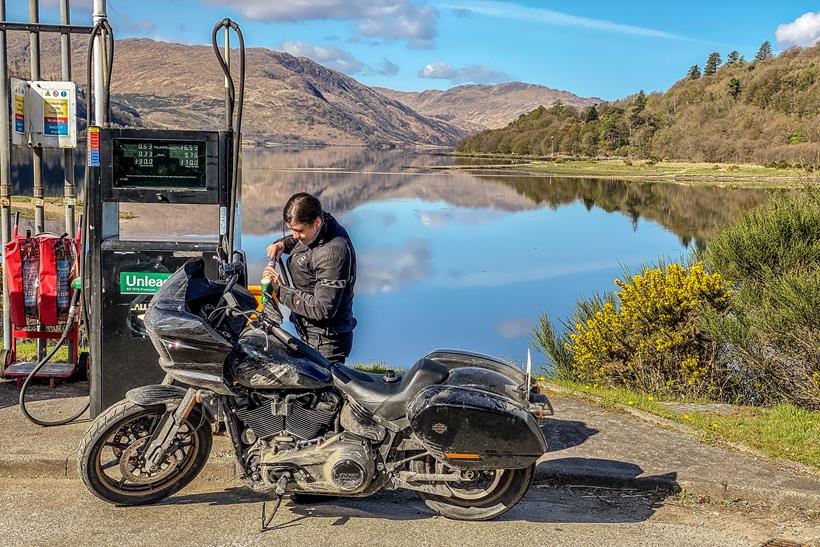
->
[456, 45, 820, 166]
[376, 82, 600, 132]
[6, 35, 466, 147]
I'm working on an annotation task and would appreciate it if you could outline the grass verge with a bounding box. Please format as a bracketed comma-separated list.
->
[2, 340, 70, 362]
[351, 362, 404, 374]
[448, 155, 816, 186]
[546, 379, 820, 471]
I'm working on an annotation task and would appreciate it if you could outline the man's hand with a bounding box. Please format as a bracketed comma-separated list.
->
[262, 266, 282, 289]
[267, 240, 285, 261]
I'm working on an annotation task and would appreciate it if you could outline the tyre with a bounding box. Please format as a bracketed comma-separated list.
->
[417, 463, 535, 521]
[78, 399, 212, 505]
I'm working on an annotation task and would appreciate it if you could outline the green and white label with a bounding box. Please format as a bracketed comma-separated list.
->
[120, 272, 172, 294]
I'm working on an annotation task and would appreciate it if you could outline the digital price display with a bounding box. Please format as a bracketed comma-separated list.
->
[113, 139, 207, 190]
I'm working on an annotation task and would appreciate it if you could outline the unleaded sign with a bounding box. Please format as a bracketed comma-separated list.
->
[119, 272, 173, 294]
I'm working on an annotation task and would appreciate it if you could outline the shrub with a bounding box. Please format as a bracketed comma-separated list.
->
[535, 262, 733, 398]
[704, 190, 820, 408]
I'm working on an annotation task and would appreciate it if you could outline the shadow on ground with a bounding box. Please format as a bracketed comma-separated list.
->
[0, 377, 89, 410]
[540, 417, 599, 451]
[159, 458, 679, 525]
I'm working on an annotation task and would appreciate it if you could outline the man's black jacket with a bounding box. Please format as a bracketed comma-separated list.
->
[275, 212, 357, 335]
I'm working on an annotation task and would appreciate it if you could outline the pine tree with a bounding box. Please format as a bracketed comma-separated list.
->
[728, 77, 741, 99]
[704, 52, 722, 75]
[687, 64, 702, 80]
[583, 104, 599, 123]
[755, 41, 773, 61]
[726, 51, 741, 65]
[633, 90, 647, 112]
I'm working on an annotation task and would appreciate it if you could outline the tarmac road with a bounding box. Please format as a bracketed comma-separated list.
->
[1, 476, 818, 546]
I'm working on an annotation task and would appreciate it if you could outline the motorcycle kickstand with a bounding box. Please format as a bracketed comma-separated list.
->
[260, 474, 290, 532]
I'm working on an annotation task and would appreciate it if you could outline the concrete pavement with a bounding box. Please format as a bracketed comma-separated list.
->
[2, 476, 818, 546]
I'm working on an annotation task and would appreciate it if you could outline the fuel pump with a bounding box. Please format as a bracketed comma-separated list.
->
[85, 19, 245, 417]
[18, 18, 246, 423]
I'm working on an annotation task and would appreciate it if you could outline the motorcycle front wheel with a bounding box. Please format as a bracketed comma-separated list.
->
[417, 463, 535, 521]
[77, 400, 212, 505]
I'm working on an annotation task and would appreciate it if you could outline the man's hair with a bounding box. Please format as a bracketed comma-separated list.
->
[283, 193, 323, 225]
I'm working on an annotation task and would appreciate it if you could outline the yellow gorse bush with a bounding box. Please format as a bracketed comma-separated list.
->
[566, 262, 732, 397]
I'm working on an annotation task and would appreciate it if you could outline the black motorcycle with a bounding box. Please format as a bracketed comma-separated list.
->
[78, 256, 551, 522]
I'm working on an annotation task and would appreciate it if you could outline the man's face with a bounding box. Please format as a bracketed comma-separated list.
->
[288, 217, 322, 245]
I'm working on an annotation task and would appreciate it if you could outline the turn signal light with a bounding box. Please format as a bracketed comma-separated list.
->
[445, 452, 481, 460]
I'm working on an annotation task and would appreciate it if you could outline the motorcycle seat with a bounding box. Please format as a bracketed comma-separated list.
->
[331, 358, 449, 421]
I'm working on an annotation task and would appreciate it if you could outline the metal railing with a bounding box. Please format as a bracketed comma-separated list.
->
[0, 0, 96, 362]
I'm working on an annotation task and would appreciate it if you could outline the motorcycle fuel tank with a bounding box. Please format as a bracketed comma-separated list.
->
[230, 328, 332, 390]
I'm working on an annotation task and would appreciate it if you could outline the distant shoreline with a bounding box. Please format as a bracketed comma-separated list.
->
[437, 154, 818, 188]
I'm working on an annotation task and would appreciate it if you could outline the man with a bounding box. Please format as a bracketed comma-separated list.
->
[263, 193, 357, 363]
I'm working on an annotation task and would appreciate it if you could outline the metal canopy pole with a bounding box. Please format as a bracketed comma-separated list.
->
[60, 0, 75, 238]
[60, 0, 76, 366]
[29, 0, 47, 360]
[29, 0, 44, 234]
[0, 0, 11, 357]
[92, 0, 106, 126]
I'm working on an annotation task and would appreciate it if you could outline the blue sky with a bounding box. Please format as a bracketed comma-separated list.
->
[11, 1, 820, 100]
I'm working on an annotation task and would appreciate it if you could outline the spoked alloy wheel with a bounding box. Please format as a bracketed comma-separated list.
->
[416, 459, 535, 521]
[78, 400, 212, 505]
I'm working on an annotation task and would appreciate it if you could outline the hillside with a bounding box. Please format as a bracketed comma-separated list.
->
[456, 45, 820, 166]
[6, 35, 465, 146]
[376, 82, 599, 132]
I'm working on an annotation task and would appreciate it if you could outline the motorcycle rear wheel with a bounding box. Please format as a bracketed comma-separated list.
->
[78, 400, 212, 505]
[417, 463, 535, 521]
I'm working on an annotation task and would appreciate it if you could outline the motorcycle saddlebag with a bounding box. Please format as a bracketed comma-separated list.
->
[407, 384, 547, 470]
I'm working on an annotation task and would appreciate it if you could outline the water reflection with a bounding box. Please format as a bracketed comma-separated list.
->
[235, 147, 769, 366]
[11, 146, 769, 367]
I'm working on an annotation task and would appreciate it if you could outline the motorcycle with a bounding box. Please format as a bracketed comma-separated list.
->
[77, 255, 551, 524]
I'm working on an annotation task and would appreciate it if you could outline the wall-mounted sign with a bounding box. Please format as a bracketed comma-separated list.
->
[10, 78, 27, 147]
[10, 80, 77, 149]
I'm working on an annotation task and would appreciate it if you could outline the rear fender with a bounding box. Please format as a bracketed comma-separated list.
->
[425, 350, 528, 403]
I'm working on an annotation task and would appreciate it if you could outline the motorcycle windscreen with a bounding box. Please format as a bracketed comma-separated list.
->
[408, 385, 547, 470]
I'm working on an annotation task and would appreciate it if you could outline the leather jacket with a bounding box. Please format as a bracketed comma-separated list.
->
[275, 212, 357, 335]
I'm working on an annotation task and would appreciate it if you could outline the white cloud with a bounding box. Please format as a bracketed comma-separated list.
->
[377, 58, 401, 76]
[357, 240, 430, 294]
[496, 318, 532, 339]
[205, 0, 438, 48]
[281, 41, 366, 75]
[418, 61, 510, 83]
[441, 1, 688, 40]
[281, 42, 401, 77]
[776, 12, 820, 48]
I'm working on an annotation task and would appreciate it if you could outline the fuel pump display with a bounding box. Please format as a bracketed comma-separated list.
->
[113, 139, 206, 188]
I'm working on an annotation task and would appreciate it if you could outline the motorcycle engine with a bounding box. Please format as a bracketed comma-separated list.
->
[260, 433, 375, 495]
[235, 391, 339, 443]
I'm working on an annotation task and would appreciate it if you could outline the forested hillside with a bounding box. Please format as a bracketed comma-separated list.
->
[456, 43, 820, 166]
